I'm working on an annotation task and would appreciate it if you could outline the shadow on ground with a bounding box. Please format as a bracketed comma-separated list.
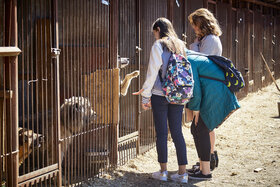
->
[90, 170, 206, 187]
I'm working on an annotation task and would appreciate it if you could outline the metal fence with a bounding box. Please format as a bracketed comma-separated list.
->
[0, 0, 280, 186]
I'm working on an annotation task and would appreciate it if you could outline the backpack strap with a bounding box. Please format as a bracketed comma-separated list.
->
[187, 51, 226, 84]
[199, 75, 226, 84]
[158, 70, 164, 83]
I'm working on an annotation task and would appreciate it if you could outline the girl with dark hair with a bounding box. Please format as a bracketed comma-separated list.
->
[133, 17, 188, 183]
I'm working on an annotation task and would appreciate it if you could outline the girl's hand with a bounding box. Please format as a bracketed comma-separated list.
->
[186, 108, 193, 122]
[193, 111, 200, 126]
[132, 89, 144, 95]
[142, 102, 151, 110]
[132, 89, 151, 110]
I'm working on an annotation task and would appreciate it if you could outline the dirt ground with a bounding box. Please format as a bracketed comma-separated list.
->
[92, 80, 280, 187]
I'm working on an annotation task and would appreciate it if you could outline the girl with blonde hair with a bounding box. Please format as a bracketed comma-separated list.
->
[188, 8, 222, 55]
[187, 8, 222, 176]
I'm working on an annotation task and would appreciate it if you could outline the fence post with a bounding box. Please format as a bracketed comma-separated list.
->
[4, 0, 19, 186]
[51, 0, 62, 186]
[109, 0, 119, 166]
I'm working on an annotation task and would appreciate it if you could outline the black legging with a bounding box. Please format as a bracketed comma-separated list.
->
[191, 116, 211, 161]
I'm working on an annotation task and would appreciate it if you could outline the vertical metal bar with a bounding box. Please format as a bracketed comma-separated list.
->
[51, 0, 61, 186]
[29, 1, 35, 172]
[65, 0, 70, 185]
[20, 0, 26, 175]
[82, 0, 86, 180]
[84, 0, 89, 179]
[136, 0, 141, 155]
[76, 0, 79, 181]
[88, 0, 93, 178]
[103, 0, 107, 174]
[96, 0, 101, 174]
[68, 0, 73, 184]
[34, 0, 40, 175]
[26, 0, 31, 174]
[61, 0, 67, 184]
[38, 0, 42, 172]
[68, 0, 73, 183]
[50, 0, 55, 167]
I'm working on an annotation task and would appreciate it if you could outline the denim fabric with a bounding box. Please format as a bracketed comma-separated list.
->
[151, 95, 187, 165]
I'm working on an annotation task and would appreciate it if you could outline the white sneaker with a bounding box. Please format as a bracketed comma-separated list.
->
[152, 170, 168, 181]
[170, 172, 188, 183]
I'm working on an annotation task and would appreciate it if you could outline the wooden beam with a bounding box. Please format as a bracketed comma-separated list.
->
[118, 131, 139, 144]
[241, 0, 280, 10]
[0, 47, 21, 57]
[4, 0, 19, 186]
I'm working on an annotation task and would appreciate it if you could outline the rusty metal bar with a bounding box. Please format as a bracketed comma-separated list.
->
[52, 0, 62, 185]
[0, 2, 5, 185]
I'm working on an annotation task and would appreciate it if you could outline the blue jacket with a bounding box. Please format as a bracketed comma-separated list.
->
[186, 50, 240, 130]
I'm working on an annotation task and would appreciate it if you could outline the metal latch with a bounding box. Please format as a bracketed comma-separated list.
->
[136, 46, 142, 53]
[51, 48, 61, 58]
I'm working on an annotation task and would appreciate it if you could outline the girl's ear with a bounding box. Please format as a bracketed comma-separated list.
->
[157, 27, 160, 32]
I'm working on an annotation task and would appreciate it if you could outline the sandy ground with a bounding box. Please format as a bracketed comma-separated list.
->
[92, 80, 280, 187]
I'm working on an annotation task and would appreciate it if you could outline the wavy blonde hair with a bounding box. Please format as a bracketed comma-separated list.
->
[188, 8, 222, 39]
[152, 17, 186, 57]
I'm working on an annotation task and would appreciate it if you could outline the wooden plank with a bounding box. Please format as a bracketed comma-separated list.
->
[118, 131, 139, 144]
[18, 169, 58, 186]
[253, 11, 264, 91]
[18, 164, 58, 183]
[273, 16, 280, 79]
[231, 9, 237, 65]
[244, 9, 253, 94]
[265, 15, 274, 85]
[172, 0, 185, 40]
[83, 68, 119, 124]
[217, 2, 231, 58]
[0, 47, 21, 57]
[36, 19, 52, 113]
[241, 0, 280, 10]
[186, 0, 204, 46]
[237, 9, 247, 97]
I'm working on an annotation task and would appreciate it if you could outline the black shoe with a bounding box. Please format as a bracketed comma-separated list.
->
[210, 153, 216, 171]
[188, 171, 212, 180]
[187, 166, 200, 174]
[214, 150, 219, 167]
[187, 162, 200, 174]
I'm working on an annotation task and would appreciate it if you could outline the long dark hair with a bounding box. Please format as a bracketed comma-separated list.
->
[152, 17, 186, 57]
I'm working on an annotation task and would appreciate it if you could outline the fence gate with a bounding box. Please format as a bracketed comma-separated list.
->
[16, 0, 61, 186]
[118, 0, 140, 165]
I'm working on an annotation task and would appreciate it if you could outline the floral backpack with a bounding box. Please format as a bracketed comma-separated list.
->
[159, 53, 194, 105]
